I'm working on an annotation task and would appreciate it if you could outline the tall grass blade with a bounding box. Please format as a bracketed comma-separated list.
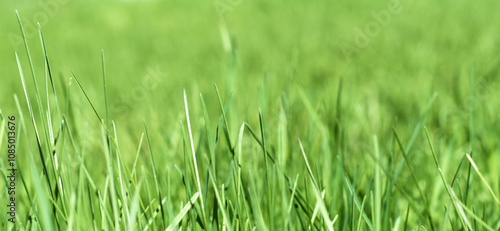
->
[183, 89, 207, 228]
[144, 123, 166, 229]
[465, 154, 500, 206]
[298, 139, 334, 231]
[165, 192, 200, 231]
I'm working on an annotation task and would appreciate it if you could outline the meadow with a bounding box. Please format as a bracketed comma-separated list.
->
[1, 0, 500, 230]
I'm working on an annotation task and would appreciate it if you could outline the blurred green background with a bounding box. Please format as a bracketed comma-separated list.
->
[2, 1, 498, 102]
[2, 0, 500, 167]
[1, 0, 500, 167]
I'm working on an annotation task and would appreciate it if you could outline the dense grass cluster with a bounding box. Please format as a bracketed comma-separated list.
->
[2, 1, 500, 230]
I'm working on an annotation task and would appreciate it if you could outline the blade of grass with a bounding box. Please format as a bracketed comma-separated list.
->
[128, 181, 143, 231]
[424, 127, 471, 230]
[344, 174, 374, 230]
[403, 203, 410, 231]
[29, 150, 55, 230]
[200, 93, 216, 173]
[356, 195, 368, 231]
[452, 199, 494, 231]
[205, 155, 233, 230]
[298, 139, 334, 230]
[39, 24, 65, 203]
[70, 72, 102, 122]
[183, 89, 208, 228]
[16, 52, 55, 198]
[112, 121, 130, 228]
[393, 93, 438, 182]
[465, 154, 500, 206]
[144, 123, 166, 229]
[393, 128, 435, 230]
[165, 192, 200, 231]
[214, 84, 234, 152]
[258, 109, 272, 227]
[101, 124, 120, 230]
[373, 135, 382, 231]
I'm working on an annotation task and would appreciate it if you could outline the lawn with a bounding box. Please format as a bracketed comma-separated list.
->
[1, 0, 500, 230]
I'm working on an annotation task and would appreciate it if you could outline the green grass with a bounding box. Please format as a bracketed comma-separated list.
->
[1, 0, 500, 230]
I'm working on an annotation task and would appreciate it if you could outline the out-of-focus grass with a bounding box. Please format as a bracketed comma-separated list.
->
[2, 0, 498, 124]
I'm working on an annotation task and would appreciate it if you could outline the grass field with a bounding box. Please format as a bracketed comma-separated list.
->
[1, 0, 500, 230]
